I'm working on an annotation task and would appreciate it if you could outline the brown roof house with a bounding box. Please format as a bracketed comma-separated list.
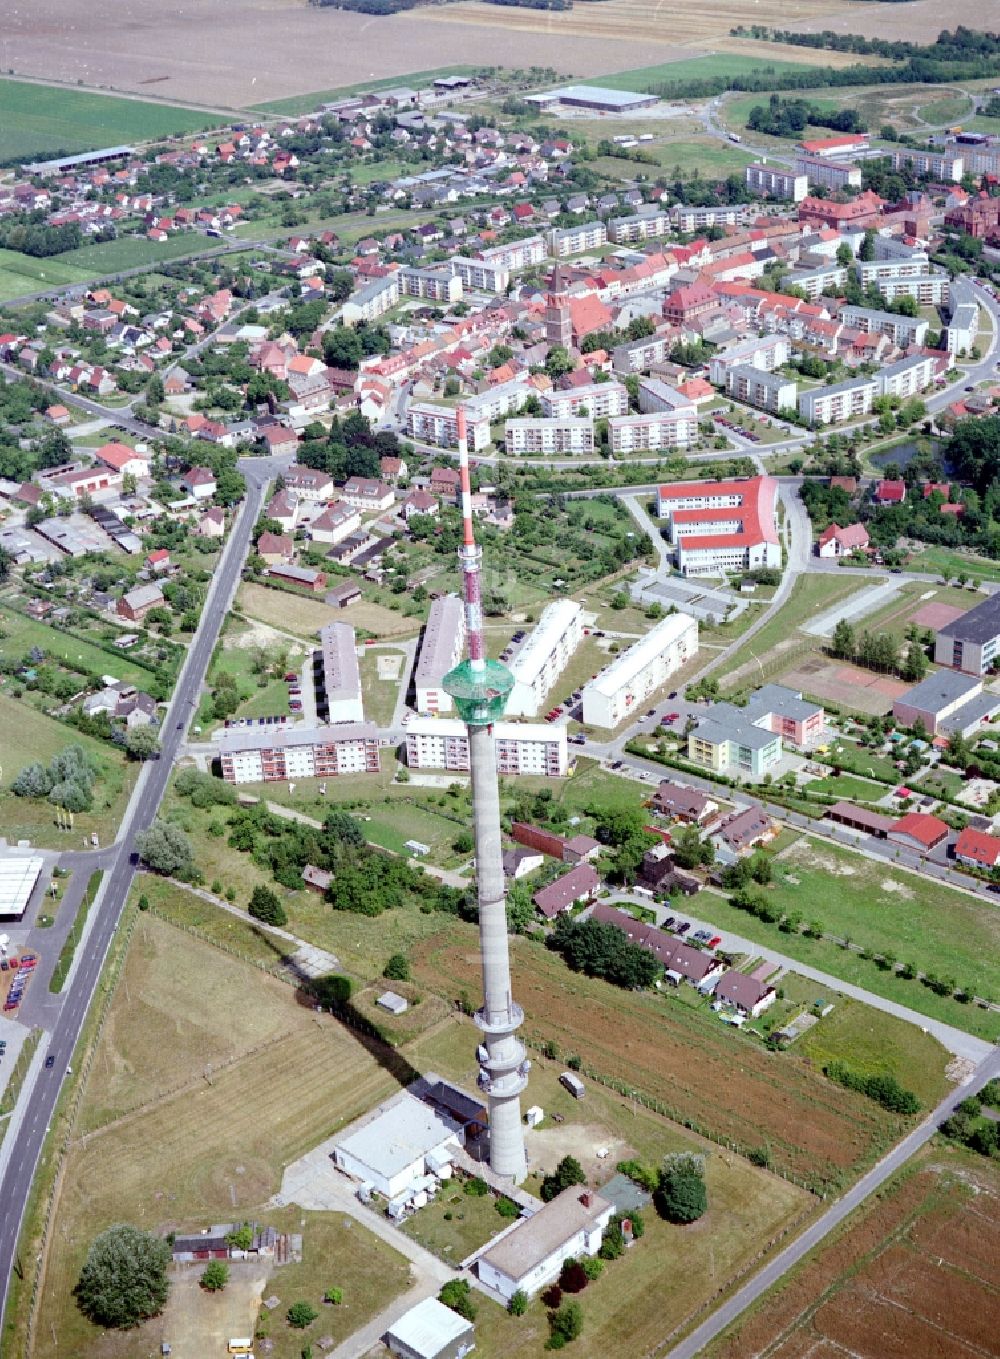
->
[713, 970, 776, 1019]
[116, 582, 164, 622]
[533, 863, 599, 920]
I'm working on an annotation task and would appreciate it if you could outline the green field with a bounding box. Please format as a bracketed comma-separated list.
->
[595, 137, 753, 181]
[905, 545, 1000, 585]
[597, 54, 828, 94]
[0, 689, 132, 847]
[0, 78, 225, 163]
[0, 247, 93, 301]
[58, 231, 224, 277]
[252, 66, 479, 116]
[0, 607, 157, 689]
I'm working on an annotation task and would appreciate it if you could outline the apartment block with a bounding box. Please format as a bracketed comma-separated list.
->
[414, 593, 465, 714]
[405, 717, 568, 776]
[507, 599, 584, 717]
[725, 364, 797, 414]
[798, 376, 878, 425]
[218, 723, 381, 784]
[672, 203, 747, 232]
[582, 613, 698, 727]
[608, 407, 699, 452]
[637, 376, 691, 413]
[505, 417, 595, 455]
[541, 381, 628, 419]
[935, 592, 1000, 676]
[708, 334, 789, 386]
[745, 163, 808, 203]
[784, 263, 848, 300]
[316, 621, 364, 723]
[891, 147, 964, 182]
[448, 255, 511, 293]
[853, 255, 930, 285]
[875, 274, 949, 306]
[477, 235, 547, 270]
[548, 221, 607, 257]
[946, 302, 980, 357]
[611, 334, 674, 375]
[340, 272, 400, 325]
[838, 305, 928, 348]
[793, 155, 862, 191]
[406, 401, 491, 451]
[399, 266, 463, 304]
[609, 210, 672, 243]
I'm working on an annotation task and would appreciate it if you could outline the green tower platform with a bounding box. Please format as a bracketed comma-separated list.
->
[442, 658, 514, 726]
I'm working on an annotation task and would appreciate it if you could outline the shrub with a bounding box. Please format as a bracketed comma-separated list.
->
[581, 1256, 603, 1281]
[463, 1176, 489, 1197]
[540, 1284, 562, 1308]
[248, 884, 287, 927]
[200, 1261, 229, 1292]
[496, 1196, 520, 1219]
[548, 1299, 583, 1347]
[559, 1259, 588, 1294]
[825, 1062, 919, 1115]
[655, 1153, 707, 1224]
[439, 1278, 476, 1321]
[383, 952, 411, 981]
[509, 1289, 528, 1316]
[287, 1300, 319, 1328]
[324, 1287, 343, 1305]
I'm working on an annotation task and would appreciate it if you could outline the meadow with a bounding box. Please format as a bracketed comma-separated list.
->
[0, 78, 224, 164]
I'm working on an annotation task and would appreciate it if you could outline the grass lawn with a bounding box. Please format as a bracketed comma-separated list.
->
[0, 690, 132, 847]
[823, 738, 904, 784]
[719, 575, 874, 693]
[816, 772, 889, 802]
[251, 66, 479, 115]
[358, 647, 404, 726]
[32, 909, 407, 1359]
[57, 231, 217, 276]
[0, 605, 158, 689]
[913, 767, 966, 801]
[904, 545, 1000, 585]
[237, 581, 419, 642]
[350, 158, 411, 186]
[401, 1184, 507, 1262]
[697, 839, 1000, 1039]
[0, 77, 225, 162]
[597, 54, 830, 93]
[0, 247, 92, 301]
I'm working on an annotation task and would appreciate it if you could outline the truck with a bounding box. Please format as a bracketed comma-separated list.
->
[559, 1071, 585, 1099]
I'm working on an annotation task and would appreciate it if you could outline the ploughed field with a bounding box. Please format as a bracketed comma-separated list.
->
[707, 1148, 1000, 1359]
[413, 933, 914, 1191]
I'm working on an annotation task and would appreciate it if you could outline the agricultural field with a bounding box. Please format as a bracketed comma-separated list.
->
[597, 52, 835, 93]
[408, 1022, 812, 1359]
[411, 926, 922, 1191]
[0, 690, 132, 847]
[0, 77, 224, 163]
[707, 1148, 1000, 1359]
[253, 66, 481, 116]
[32, 909, 407, 1358]
[594, 137, 754, 182]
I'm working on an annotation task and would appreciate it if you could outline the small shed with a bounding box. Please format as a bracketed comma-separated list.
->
[384, 1296, 475, 1359]
[377, 990, 409, 1016]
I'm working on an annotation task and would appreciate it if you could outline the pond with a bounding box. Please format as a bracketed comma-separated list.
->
[870, 439, 953, 474]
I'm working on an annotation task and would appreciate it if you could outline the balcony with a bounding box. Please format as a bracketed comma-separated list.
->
[473, 1002, 524, 1035]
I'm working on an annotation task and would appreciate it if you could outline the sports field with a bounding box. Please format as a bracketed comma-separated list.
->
[0, 78, 224, 164]
[707, 1149, 1000, 1359]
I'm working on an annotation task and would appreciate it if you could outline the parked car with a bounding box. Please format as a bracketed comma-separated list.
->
[708, 935, 722, 949]
[676, 921, 691, 934]
[45, 1055, 54, 1069]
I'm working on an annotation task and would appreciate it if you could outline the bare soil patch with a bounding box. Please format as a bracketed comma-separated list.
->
[782, 655, 907, 715]
[161, 1262, 269, 1359]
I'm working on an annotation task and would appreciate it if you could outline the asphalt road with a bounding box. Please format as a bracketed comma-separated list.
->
[0, 462, 268, 1341]
[666, 1046, 1000, 1359]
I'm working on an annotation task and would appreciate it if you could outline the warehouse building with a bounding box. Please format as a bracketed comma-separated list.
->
[414, 594, 466, 715]
[507, 599, 584, 717]
[0, 856, 44, 920]
[525, 85, 658, 113]
[893, 669, 1000, 736]
[581, 613, 698, 727]
[316, 621, 364, 723]
[405, 718, 569, 776]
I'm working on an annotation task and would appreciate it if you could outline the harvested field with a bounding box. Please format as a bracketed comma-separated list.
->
[706, 1150, 1000, 1359]
[412, 930, 907, 1190]
[781, 656, 908, 715]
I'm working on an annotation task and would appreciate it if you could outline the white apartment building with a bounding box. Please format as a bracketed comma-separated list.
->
[541, 381, 628, 419]
[399, 266, 463, 304]
[317, 621, 364, 723]
[784, 263, 848, 300]
[612, 334, 674, 375]
[946, 302, 980, 358]
[217, 723, 381, 784]
[637, 376, 691, 413]
[876, 353, 936, 399]
[672, 203, 747, 233]
[609, 210, 672, 243]
[414, 593, 465, 714]
[793, 155, 862, 191]
[548, 221, 607, 257]
[582, 613, 698, 727]
[406, 401, 491, 451]
[726, 365, 797, 414]
[798, 376, 878, 426]
[708, 334, 789, 386]
[854, 255, 930, 285]
[340, 273, 400, 325]
[838, 305, 928, 348]
[609, 408, 699, 452]
[448, 255, 511, 293]
[876, 274, 949, 306]
[505, 417, 595, 455]
[507, 599, 584, 717]
[405, 717, 568, 777]
[891, 148, 964, 182]
[745, 163, 808, 203]
[478, 235, 547, 270]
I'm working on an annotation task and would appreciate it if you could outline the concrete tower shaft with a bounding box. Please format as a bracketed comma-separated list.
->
[442, 406, 529, 1185]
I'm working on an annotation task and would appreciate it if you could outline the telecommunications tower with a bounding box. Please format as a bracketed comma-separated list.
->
[442, 407, 529, 1184]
